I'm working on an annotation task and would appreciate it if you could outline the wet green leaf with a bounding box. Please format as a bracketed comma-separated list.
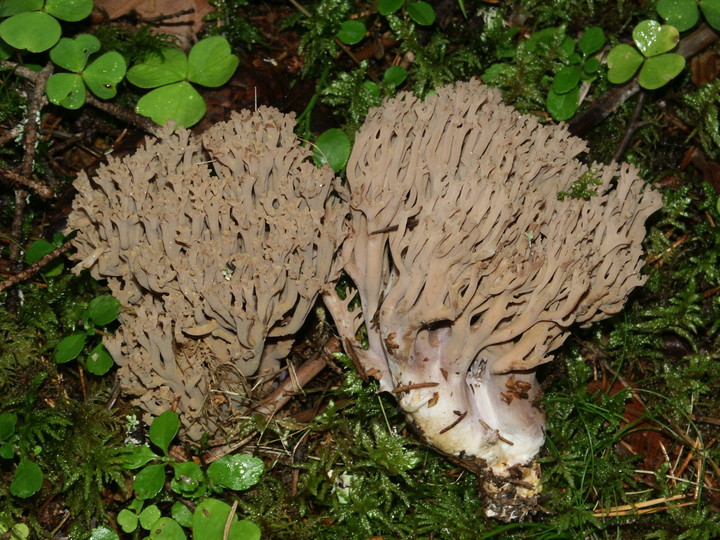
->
[45, 0, 93, 21]
[658, 0, 699, 31]
[148, 517, 186, 540]
[139, 505, 162, 530]
[50, 34, 100, 72]
[122, 445, 160, 469]
[700, 0, 720, 30]
[377, 0, 403, 15]
[171, 461, 206, 498]
[117, 509, 139, 533]
[192, 499, 260, 540]
[383, 65, 408, 87]
[24, 239, 55, 264]
[633, 20, 679, 57]
[552, 65, 580, 94]
[84, 52, 127, 99]
[0, 0, 43, 18]
[547, 86, 579, 121]
[207, 454, 264, 490]
[0, 412, 17, 441]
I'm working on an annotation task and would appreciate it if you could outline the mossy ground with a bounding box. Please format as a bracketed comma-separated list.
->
[1, 0, 720, 538]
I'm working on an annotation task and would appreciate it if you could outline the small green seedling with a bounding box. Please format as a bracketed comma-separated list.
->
[46, 34, 126, 109]
[1, 413, 43, 498]
[546, 27, 606, 121]
[313, 128, 351, 172]
[119, 410, 263, 539]
[0, 0, 93, 55]
[53, 293, 120, 375]
[377, 0, 436, 26]
[657, 0, 720, 32]
[607, 20, 685, 90]
[126, 36, 239, 128]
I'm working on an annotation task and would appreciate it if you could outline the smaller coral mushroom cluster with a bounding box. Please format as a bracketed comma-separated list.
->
[67, 108, 347, 439]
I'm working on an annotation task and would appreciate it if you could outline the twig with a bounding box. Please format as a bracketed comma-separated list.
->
[203, 337, 339, 463]
[0, 167, 53, 199]
[223, 500, 238, 540]
[0, 241, 73, 292]
[611, 92, 648, 162]
[5, 62, 52, 311]
[86, 95, 162, 137]
[569, 24, 720, 137]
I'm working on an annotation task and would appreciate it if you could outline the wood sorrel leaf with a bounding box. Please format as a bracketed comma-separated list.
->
[632, 20, 680, 57]
[607, 44, 644, 84]
[638, 52, 685, 89]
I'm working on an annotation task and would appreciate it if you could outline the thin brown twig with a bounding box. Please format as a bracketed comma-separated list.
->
[611, 92, 648, 163]
[0, 241, 73, 292]
[203, 337, 340, 463]
[0, 166, 53, 199]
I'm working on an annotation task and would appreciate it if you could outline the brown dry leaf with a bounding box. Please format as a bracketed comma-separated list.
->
[95, 0, 213, 46]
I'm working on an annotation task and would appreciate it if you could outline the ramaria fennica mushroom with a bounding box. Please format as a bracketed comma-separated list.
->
[66, 107, 347, 439]
[322, 79, 662, 519]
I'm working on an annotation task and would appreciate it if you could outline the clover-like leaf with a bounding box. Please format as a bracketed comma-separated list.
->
[136, 82, 205, 128]
[127, 48, 188, 88]
[632, 20, 680, 57]
[50, 35, 100, 72]
[83, 51, 127, 99]
[638, 52, 685, 89]
[657, 0, 699, 31]
[0, 0, 43, 18]
[45, 0, 93, 21]
[46, 72, 86, 109]
[0, 11, 61, 52]
[186, 36, 239, 87]
[607, 43, 644, 84]
[700, 0, 720, 30]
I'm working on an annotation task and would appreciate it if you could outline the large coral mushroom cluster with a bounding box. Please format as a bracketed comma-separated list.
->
[322, 80, 662, 516]
[67, 80, 660, 517]
[67, 108, 347, 439]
